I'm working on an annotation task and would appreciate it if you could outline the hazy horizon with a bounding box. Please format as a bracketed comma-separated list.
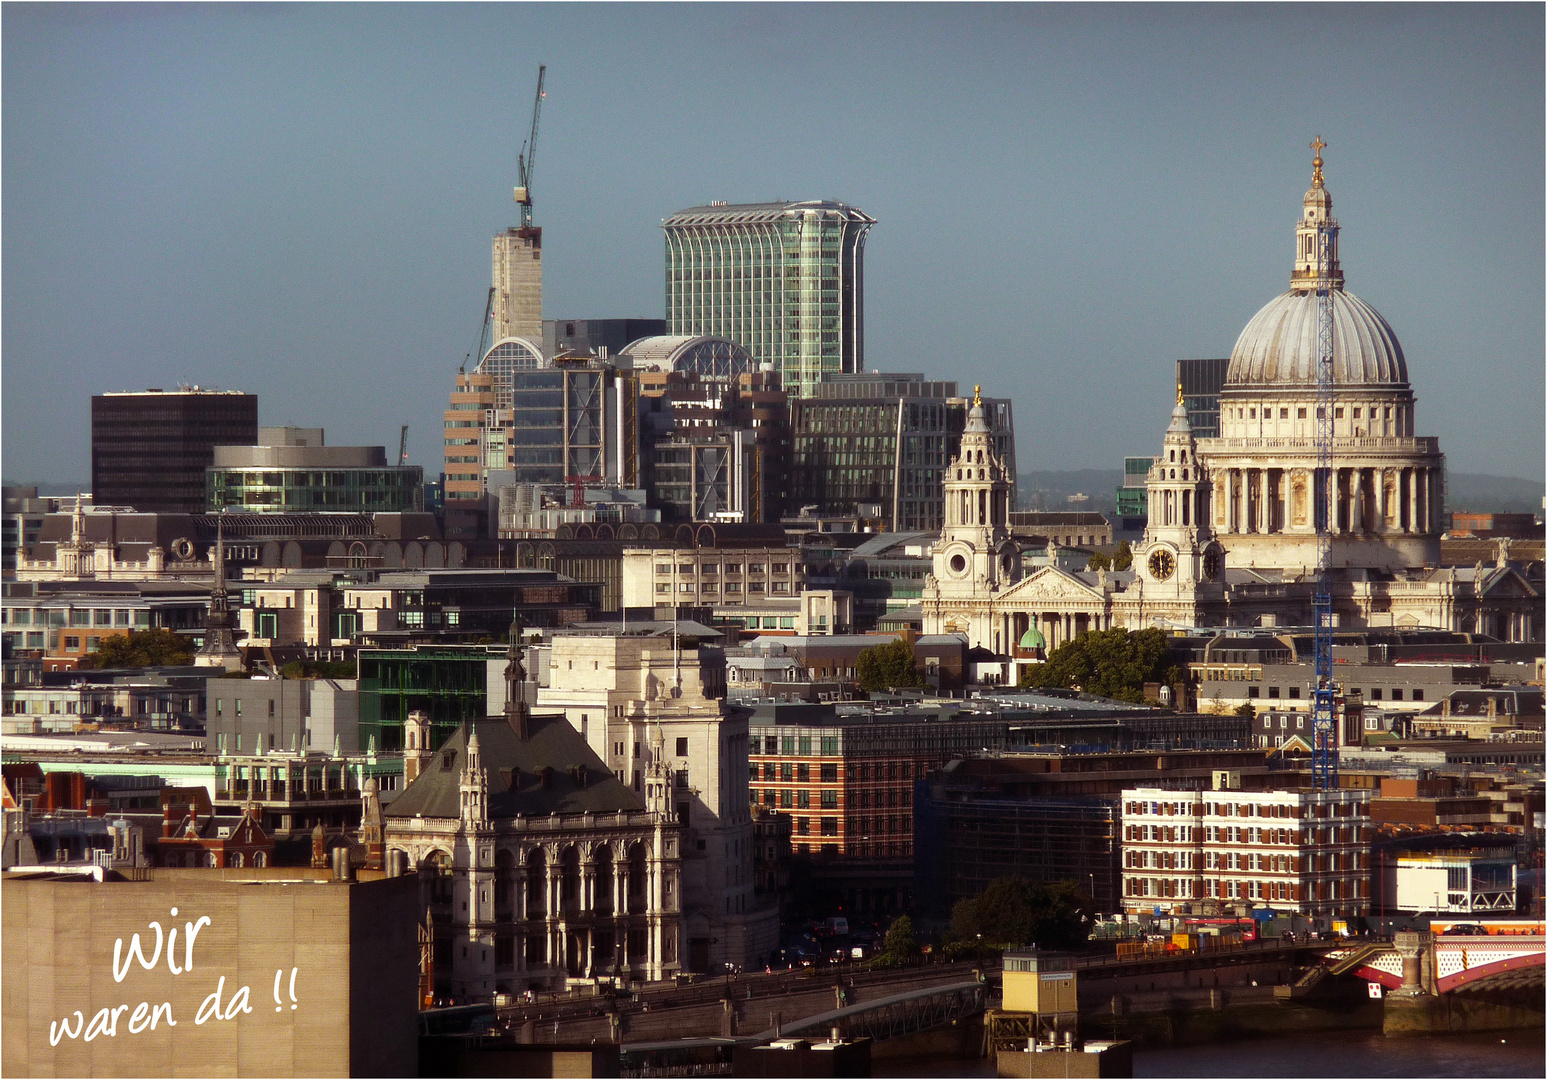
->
[4, 4, 1543, 485]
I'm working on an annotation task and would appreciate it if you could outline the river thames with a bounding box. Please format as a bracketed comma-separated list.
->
[880, 1027, 1546, 1077]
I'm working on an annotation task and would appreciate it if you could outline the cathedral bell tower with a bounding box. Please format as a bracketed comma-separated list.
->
[931, 388, 1020, 601]
[1134, 389, 1220, 595]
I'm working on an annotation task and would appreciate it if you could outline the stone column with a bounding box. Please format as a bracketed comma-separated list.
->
[1390, 931, 1432, 998]
[1407, 469, 1419, 534]
[1350, 468, 1364, 534]
[1374, 469, 1387, 534]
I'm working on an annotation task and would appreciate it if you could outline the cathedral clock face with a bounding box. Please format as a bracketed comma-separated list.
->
[1148, 549, 1176, 581]
[1202, 548, 1222, 581]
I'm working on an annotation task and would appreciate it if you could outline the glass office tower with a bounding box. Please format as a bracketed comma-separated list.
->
[663, 201, 874, 399]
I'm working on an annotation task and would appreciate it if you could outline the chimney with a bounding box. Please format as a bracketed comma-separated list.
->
[332, 846, 355, 883]
[162, 803, 175, 839]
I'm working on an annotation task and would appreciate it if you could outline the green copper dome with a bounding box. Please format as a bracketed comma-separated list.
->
[1019, 627, 1046, 649]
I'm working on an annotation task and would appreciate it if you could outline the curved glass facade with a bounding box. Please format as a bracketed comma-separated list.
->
[208, 466, 424, 512]
[663, 201, 873, 399]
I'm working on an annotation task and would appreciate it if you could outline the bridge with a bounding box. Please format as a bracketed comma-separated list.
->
[619, 980, 986, 1076]
[1325, 933, 1545, 994]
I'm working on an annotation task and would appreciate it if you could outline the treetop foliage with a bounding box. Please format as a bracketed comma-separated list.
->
[856, 638, 928, 693]
[76, 628, 194, 670]
[1019, 627, 1171, 702]
[949, 877, 1091, 951]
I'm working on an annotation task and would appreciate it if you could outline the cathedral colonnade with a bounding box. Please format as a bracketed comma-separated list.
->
[1212, 464, 1440, 536]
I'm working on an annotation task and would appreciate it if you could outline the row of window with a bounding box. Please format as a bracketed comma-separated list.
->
[654, 562, 793, 575]
[3, 608, 150, 628]
[655, 581, 790, 595]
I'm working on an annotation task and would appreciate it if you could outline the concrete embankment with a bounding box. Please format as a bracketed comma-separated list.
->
[1079, 985, 1385, 1048]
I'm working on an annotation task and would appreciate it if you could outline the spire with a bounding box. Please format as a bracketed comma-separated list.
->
[195, 513, 243, 670]
[1310, 135, 1326, 189]
[504, 614, 530, 740]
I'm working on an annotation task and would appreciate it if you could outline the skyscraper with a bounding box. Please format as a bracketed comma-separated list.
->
[91, 388, 258, 513]
[492, 226, 543, 342]
[663, 200, 874, 398]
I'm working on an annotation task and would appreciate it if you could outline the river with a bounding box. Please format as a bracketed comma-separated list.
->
[877, 1027, 1546, 1078]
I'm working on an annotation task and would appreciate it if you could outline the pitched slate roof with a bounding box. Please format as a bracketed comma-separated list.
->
[384, 714, 643, 820]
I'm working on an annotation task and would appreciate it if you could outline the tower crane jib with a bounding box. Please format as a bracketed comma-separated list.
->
[513, 65, 546, 229]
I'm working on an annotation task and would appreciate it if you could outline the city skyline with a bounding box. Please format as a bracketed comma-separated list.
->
[3, 4, 1542, 486]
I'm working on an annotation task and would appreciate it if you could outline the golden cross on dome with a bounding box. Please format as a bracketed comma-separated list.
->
[1310, 135, 1326, 186]
[1177, 380, 1185, 405]
[973, 384, 981, 406]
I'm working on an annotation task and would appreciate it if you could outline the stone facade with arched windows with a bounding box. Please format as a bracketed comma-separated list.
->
[385, 646, 683, 999]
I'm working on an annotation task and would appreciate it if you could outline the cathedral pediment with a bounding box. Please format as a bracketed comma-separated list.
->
[1001, 566, 1106, 602]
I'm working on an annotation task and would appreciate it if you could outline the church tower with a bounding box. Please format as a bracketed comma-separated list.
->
[924, 388, 1021, 645]
[1134, 389, 1219, 599]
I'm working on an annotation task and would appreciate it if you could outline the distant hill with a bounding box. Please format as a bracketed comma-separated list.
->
[1446, 473, 1543, 516]
[1017, 470, 1122, 514]
[1016, 469, 1542, 519]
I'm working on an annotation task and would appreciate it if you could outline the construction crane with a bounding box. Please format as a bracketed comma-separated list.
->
[1310, 136, 1340, 791]
[460, 286, 496, 373]
[512, 65, 547, 230]
[398, 425, 409, 467]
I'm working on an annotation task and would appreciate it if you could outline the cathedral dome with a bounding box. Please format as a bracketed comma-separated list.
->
[1225, 289, 1409, 392]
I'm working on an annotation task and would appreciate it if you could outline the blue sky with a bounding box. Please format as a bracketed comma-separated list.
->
[4, 4, 1542, 484]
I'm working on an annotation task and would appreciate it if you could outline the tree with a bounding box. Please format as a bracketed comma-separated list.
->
[77, 629, 194, 670]
[280, 660, 356, 680]
[949, 878, 1091, 951]
[1235, 702, 1257, 719]
[1019, 627, 1172, 702]
[880, 914, 920, 961]
[856, 638, 927, 693]
[1086, 551, 1110, 572]
[1111, 540, 1133, 571]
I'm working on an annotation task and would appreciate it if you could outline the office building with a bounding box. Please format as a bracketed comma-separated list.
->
[792, 374, 1016, 533]
[1120, 778, 1372, 919]
[207, 427, 423, 513]
[1114, 457, 1151, 530]
[1, 870, 419, 1077]
[543, 317, 666, 359]
[91, 388, 258, 513]
[663, 200, 874, 398]
[1176, 357, 1229, 439]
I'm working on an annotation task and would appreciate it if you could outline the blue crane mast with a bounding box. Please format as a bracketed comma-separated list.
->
[1310, 136, 1340, 790]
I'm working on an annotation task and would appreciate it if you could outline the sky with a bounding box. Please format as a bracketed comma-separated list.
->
[4, 3, 1543, 486]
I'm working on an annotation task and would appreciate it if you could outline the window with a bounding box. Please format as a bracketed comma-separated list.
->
[820, 819, 838, 836]
[64, 636, 80, 650]
[797, 817, 809, 835]
[1391, 688, 1403, 701]
[656, 583, 670, 594]
[820, 736, 838, 755]
[676, 737, 688, 756]
[780, 762, 793, 782]
[797, 763, 810, 782]
[1412, 689, 1424, 701]
[820, 763, 837, 783]
[798, 791, 810, 809]
[1370, 688, 1383, 701]
[798, 736, 812, 755]
[820, 790, 837, 809]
